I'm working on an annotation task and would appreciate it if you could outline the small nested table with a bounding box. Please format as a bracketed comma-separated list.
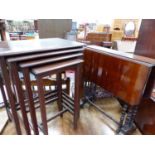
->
[0, 38, 84, 135]
[29, 59, 83, 134]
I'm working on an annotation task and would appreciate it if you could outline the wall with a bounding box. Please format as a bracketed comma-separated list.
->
[38, 19, 72, 39]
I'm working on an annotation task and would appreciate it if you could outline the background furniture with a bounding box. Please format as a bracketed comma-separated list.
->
[38, 19, 72, 39]
[134, 19, 155, 134]
[85, 32, 112, 46]
[0, 19, 6, 41]
[111, 19, 140, 41]
[9, 32, 36, 40]
[102, 41, 112, 48]
[111, 30, 123, 41]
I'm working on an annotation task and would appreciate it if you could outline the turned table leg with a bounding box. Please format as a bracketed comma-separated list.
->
[118, 105, 138, 134]
[116, 104, 128, 134]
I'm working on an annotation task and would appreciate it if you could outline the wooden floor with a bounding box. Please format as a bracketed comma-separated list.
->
[1, 97, 141, 135]
[0, 108, 8, 134]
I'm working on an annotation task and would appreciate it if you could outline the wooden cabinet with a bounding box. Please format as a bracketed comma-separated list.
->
[86, 32, 112, 42]
[85, 32, 112, 46]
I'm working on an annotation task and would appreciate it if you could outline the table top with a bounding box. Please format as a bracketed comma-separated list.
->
[87, 45, 155, 67]
[0, 38, 85, 57]
[31, 59, 83, 76]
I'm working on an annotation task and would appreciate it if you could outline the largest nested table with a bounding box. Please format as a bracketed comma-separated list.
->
[0, 38, 84, 134]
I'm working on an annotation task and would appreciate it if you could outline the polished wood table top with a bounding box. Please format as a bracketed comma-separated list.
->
[31, 59, 83, 76]
[0, 38, 85, 56]
[87, 45, 155, 66]
[19, 53, 83, 68]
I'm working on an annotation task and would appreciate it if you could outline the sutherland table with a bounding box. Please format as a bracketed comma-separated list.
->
[0, 38, 84, 134]
[83, 45, 155, 134]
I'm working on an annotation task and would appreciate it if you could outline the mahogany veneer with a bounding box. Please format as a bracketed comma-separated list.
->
[84, 45, 155, 106]
[83, 45, 155, 134]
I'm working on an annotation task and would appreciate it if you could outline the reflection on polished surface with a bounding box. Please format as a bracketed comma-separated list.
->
[0, 38, 84, 56]
[84, 46, 153, 105]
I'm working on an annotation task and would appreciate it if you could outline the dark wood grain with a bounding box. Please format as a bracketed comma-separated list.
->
[86, 32, 112, 46]
[134, 19, 155, 134]
[22, 68, 39, 135]
[0, 38, 85, 135]
[74, 64, 82, 129]
[31, 59, 83, 76]
[83, 45, 155, 134]
[19, 53, 83, 68]
[32, 59, 83, 134]
[0, 38, 84, 56]
[36, 76, 48, 135]
[87, 45, 155, 65]
[83, 47, 152, 106]
[7, 48, 84, 63]
[135, 20, 155, 59]
[9, 63, 31, 135]
[135, 98, 155, 134]
[0, 57, 21, 134]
